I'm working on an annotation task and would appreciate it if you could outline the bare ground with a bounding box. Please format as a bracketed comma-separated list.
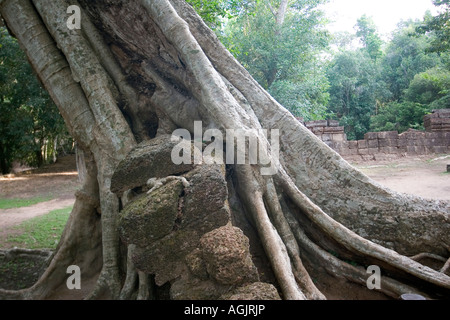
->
[351, 154, 450, 202]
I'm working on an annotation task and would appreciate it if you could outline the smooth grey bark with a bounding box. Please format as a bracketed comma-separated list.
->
[0, 0, 448, 300]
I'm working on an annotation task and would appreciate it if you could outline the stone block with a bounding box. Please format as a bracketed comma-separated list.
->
[119, 180, 184, 247]
[323, 126, 345, 133]
[306, 120, 328, 128]
[332, 133, 346, 142]
[368, 147, 379, 155]
[111, 135, 196, 195]
[328, 120, 340, 127]
[348, 141, 358, 149]
[398, 137, 407, 147]
[377, 131, 399, 139]
[321, 133, 332, 142]
[364, 132, 378, 140]
[357, 140, 367, 149]
[434, 109, 450, 117]
[367, 139, 379, 148]
[378, 138, 398, 147]
[199, 226, 259, 286]
[406, 146, 417, 154]
[425, 132, 439, 139]
[312, 127, 324, 134]
[403, 129, 424, 140]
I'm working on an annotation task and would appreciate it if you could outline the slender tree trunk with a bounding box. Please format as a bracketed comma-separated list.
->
[0, 0, 448, 300]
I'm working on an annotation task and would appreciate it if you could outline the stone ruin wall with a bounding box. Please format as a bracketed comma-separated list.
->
[301, 109, 450, 162]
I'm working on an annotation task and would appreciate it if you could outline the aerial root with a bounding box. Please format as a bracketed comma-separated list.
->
[263, 178, 326, 300]
[409, 252, 450, 274]
[137, 272, 152, 300]
[275, 169, 450, 290]
[409, 252, 448, 263]
[284, 209, 431, 299]
[441, 257, 450, 274]
[236, 166, 306, 300]
[119, 245, 139, 300]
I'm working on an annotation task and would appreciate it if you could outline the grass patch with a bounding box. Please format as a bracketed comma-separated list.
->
[7, 206, 72, 249]
[0, 196, 53, 209]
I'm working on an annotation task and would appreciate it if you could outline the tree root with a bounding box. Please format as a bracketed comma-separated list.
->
[275, 169, 450, 291]
[284, 209, 431, 299]
[441, 258, 450, 274]
[263, 179, 326, 300]
[235, 166, 306, 300]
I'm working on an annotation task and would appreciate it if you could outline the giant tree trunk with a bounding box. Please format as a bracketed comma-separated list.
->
[0, 0, 449, 300]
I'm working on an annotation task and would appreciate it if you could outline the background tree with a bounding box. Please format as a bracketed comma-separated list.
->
[0, 0, 448, 301]
[185, 0, 250, 31]
[326, 49, 381, 140]
[370, 19, 449, 133]
[325, 15, 386, 140]
[223, 0, 330, 120]
[0, 27, 70, 174]
[355, 15, 383, 61]
[381, 20, 441, 102]
[416, 0, 450, 54]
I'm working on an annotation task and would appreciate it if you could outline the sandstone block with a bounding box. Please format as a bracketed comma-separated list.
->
[367, 139, 379, 148]
[221, 282, 281, 300]
[119, 180, 184, 247]
[348, 141, 358, 149]
[364, 132, 378, 140]
[199, 226, 259, 286]
[357, 140, 367, 149]
[377, 131, 399, 139]
[378, 138, 398, 147]
[111, 135, 196, 195]
[331, 133, 346, 142]
[328, 120, 340, 127]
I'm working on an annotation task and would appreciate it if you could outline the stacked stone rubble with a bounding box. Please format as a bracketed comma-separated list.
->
[303, 109, 450, 161]
[424, 109, 450, 132]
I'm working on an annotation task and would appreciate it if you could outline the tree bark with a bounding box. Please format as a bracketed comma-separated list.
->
[0, 0, 448, 300]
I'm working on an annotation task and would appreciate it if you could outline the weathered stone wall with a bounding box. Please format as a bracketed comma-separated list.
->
[303, 109, 450, 161]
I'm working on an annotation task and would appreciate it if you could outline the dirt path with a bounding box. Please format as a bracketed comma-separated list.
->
[0, 198, 75, 230]
[0, 155, 80, 247]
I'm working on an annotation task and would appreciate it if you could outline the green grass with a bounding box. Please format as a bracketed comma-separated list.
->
[0, 196, 53, 209]
[7, 206, 72, 249]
